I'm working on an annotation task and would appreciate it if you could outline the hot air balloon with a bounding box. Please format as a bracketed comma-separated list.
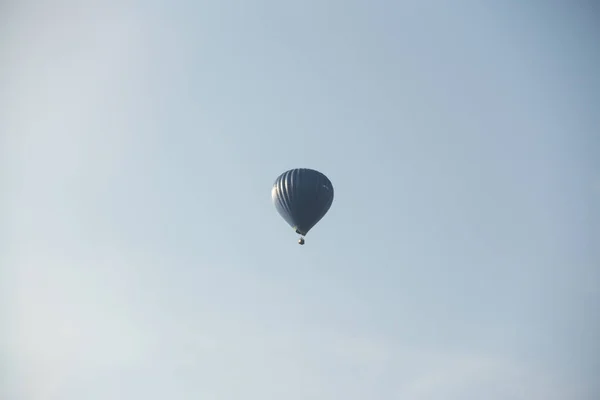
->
[272, 168, 334, 245]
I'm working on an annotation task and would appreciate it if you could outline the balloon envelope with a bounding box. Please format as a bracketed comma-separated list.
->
[271, 168, 334, 236]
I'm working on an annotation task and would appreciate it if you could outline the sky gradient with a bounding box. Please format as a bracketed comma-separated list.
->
[2, 1, 599, 399]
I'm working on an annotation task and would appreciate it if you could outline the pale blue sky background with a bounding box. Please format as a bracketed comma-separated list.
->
[2, 1, 599, 399]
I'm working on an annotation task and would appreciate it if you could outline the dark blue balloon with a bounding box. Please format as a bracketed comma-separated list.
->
[272, 168, 334, 237]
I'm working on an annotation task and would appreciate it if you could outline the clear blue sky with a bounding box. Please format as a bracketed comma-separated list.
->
[2, 1, 599, 399]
